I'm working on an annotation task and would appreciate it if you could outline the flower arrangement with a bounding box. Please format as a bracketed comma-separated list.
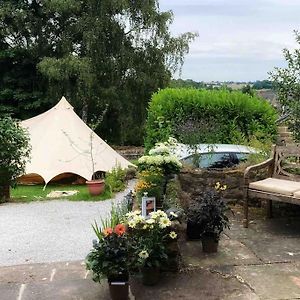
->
[187, 182, 230, 242]
[125, 210, 177, 269]
[138, 137, 182, 175]
[85, 222, 129, 282]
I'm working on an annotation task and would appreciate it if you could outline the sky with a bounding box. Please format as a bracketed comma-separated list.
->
[159, 0, 300, 82]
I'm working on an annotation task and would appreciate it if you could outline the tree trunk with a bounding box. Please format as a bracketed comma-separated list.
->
[0, 185, 10, 202]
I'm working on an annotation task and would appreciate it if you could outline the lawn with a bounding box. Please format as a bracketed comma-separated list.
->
[11, 184, 113, 202]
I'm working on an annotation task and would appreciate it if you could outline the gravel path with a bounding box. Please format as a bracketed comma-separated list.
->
[0, 180, 136, 267]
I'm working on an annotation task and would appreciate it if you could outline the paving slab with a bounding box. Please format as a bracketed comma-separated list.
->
[240, 236, 300, 263]
[180, 237, 261, 268]
[130, 269, 258, 300]
[22, 279, 107, 300]
[234, 262, 300, 300]
[0, 283, 19, 300]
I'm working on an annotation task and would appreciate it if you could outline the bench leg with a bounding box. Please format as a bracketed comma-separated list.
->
[243, 188, 249, 228]
[266, 199, 273, 218]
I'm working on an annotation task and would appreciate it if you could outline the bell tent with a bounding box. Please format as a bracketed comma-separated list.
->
[20, 97, 133, 185]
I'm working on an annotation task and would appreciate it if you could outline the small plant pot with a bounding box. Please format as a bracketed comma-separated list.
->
[141, 266, 160, 286]
[108, 281, 129, 300]
[186, 221, 202, 240]
[86, 179, 105, 196]
[201, 236, 219, 253]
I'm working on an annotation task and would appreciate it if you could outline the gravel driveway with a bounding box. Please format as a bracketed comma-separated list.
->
[0, 180, 135, 267]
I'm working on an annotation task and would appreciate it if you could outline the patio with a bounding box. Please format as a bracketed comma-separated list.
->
[1, 205, 300, 299]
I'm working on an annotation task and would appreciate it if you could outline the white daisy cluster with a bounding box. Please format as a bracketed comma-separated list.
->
[126, 209, 172, 230]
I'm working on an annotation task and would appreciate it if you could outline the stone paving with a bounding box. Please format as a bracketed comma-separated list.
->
[1, 205, 300, 299]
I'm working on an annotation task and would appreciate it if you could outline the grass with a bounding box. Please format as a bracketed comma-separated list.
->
[10, 184, 113, 203]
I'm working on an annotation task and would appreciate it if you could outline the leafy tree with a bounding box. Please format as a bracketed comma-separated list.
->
[0, 117, 31, 202]
[270, 31, 300, 140]
[0, 0, 197, 145]
[241, 84, 255, 97]
[252, 80, 273, 90]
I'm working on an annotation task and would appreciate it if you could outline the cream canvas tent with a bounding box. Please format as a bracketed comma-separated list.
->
[20, 97, 133, 185]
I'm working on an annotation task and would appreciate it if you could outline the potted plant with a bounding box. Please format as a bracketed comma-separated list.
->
[126, 210, 177, 285]
[85, 222, 129, 300]
[187, 183, 231, 252]
[85, 131, 106, 196]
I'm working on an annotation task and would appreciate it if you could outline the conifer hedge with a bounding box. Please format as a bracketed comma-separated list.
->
[145, 88, 278, 150]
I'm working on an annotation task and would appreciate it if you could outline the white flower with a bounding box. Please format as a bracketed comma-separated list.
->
[133, 215, 145, 224]
[159, 217, 171, 228]
[146, 218, 155, 224]
[128, 220, 136, 228]
[133, 210, 141, 215]
[156, 210, 167, 218]
[139, 250, 149, 259]
[170, 211, 178, 218]
[149, 211, 159, 219]
[126, 211, 135, 218]
[169, 231, 177, 239]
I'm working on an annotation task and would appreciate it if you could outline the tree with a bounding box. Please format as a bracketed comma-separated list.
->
[0, 117, 31, 202]
[0, 1, 197, 145]
[270, 30, 300, 140]
[241, 84, 255, 97]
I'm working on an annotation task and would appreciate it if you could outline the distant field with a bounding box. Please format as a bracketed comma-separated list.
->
[11, 184, 112, 202]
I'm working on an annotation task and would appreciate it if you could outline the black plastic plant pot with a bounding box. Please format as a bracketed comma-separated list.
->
[108, 281, 129, 300]
[186, 221, 202, 240]
[201, 235, 219, 253]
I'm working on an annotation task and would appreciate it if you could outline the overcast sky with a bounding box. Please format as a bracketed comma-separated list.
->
[159, 0, 299, 82]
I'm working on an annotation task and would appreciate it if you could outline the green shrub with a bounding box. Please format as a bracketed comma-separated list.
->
[163, 178, 182, 210]
[145, 88, 278, 150]
[0, 116, 31, 201]
[134, 168, 165, 204]
[105, 166, 126, 193]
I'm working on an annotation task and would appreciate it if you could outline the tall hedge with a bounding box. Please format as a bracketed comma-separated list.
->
[145, 88, 278, 150]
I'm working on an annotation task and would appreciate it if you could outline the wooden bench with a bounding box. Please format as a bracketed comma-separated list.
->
[243, 144, 300, 228]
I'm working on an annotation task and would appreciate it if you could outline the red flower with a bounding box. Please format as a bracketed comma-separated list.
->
[103, 227, 113, 237]
[114, 224, 126, 236]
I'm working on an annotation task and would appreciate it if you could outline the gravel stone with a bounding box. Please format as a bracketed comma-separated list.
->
[0, 180, 136, 267]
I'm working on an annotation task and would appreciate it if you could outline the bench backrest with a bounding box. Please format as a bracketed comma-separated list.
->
[273, 144, 300, 181]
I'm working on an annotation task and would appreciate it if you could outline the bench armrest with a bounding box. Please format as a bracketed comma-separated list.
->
[244, 158, 274, 182]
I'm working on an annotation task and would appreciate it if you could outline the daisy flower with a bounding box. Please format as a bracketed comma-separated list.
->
[139, 250, 149, 259]
[169, 231, 177, 239]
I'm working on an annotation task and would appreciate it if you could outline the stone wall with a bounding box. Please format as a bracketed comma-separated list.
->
[178, 168, 245, 204]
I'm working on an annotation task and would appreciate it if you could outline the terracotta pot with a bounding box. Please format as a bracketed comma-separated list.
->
[108, 281, 129, 300]
[201, 236, 219, 253]
[141, 266, 160, 286]
[86, 179, 105, 196]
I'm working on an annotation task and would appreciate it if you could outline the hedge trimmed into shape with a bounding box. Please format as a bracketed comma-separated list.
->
[145, 88, 278, 150]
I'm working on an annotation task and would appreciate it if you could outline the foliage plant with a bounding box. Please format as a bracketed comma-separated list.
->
[85, 223, 129, 282]
[105, 166, 127, 193]
[187, 183, 230, 241]
[270, 30, 300, 141]
[86, 203, 130, 282]
[145, 88, 278, 150]
[138, 138, 182, 175]
[134, 168, 165, 204]
[125, 210, 177, 269]
[0, 1, 197, 145]
[0, 117, 31, 201]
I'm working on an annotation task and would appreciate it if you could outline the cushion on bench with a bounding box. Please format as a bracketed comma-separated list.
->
[249, 178, 300, 196]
